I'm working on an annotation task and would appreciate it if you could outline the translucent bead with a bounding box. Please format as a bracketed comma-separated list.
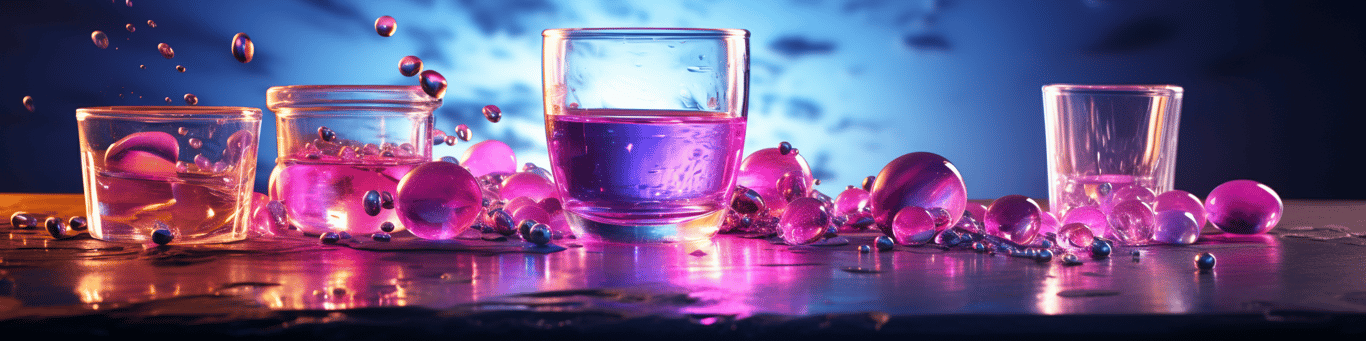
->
[500, 172, 557, 201]
[419, 70, 447, 99]
[778, 141, 793, 155]
[399, 55, 423, 77]
[858, 245, 872, 253]
[372, 232, 392, 242]
[459, 140, 517, 177]
[1152, 210, 1200, 245]
[833, 187, 869, 218]
[395, 162, 483, 240]
[455, 124, 472, 141]
[868, 152, 967, 236]
[183, 93, 198, 105]
[374, 15, 397, 37]
[231, 32, 254, 63]
[730, 186, 765, 215]
[1155, 190, 1206, 228]
[983, 195, 1041, 245]
[964, 202, 987, 222]
[1107, 199, 1155, 245]
[482, 105, 502, 123]
[105, 131, 178, 177]
[319, 232, 340, 244]
[736, 148, 813, 217]
[1056, 222, 1094, 253]
[1205, 180, 1282, 235]
[890, 207, 936, 246]
[1062, 205, 1109, 240]
[379, 221, 395, 233]
[779, 197, 829, 245]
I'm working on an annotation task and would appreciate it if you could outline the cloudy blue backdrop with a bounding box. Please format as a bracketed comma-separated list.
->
[3, 0, 1364, 199]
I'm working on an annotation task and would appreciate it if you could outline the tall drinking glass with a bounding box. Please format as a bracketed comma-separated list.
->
[543, 28, 750, 243]
[77, 106, 262, 244]
[267, 85, 439, 235]
[1043, 84, 1184, 245]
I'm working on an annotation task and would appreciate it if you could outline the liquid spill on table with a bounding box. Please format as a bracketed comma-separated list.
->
[3, 195, 1366, 333]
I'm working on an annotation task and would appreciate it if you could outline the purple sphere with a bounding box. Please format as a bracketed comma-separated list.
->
[1153, 210, 1200, 245]
[833, 187, 869, 218]
[1105, 184, 1156, 210]
[984, 194, 1041, 244]
[500, 172, 557, 201]
[1205, 180, 1282, 235]
[1057, 222, 1095, 253]
[964, 202, 987, 221]
[891, 207, 937, 246]
[459, 140, 517, 177]
[1039, 211, 1059, 235]
[396, 162, 483, 240]
[1062, 205, 1109, 239]
[1155, 190, 1205, 228]
[779, 197, 830, 245]
[868, 152, 967, 236]
[737, 148, 813, 217]
[1108, 199, 1155, 245]
[105, 131, 179, 177]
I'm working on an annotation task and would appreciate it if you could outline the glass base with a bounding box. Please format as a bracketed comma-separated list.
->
[566, 209, 723, 244]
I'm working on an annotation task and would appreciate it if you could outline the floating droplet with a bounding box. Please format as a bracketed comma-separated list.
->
[91, 31, 109, 49]
[158, 43, 175, 59]
[1205, 180, 1281, 235]
[393, 55, 424, 77]
[231, 32, 254, 63]
[984, 195, 1042, 244]
[175, 65, 186, 72]
[455, 124, 472, 141]
[1057, 222, 1094, 253]
[482, 105, 502, 123]
[737, 148, 813, 216]
[1153, 210, 1200, 245]
[1108, 199, 1155, 245]
[779, 141, 793, 155]
[183, 93, 197, 105]
[317, 126, 336, 142]
[444, 135, 458, 146]
[374, 15, 396, 37]
[500, 172, 557, 201]
[418, 70, 446, 98]
[779, 197, 830, 245]
[1195, 252, 1216, 270]
[396, 162, 483, 240]
[147, 20, 156, 28]
[890, 207, 936, 246]
[164, 97, 172, 104]
[459, 140, 517, 177]
[319, 232, 340, 244]
[124, 0, 132, 7]
[868, 152, 966, 236]
[125, 23, 135, 33]
[139, 65, 146, 69]
[380, 191, 395, 209]
[188, 138, 203, 149]
[21, 96, 34, 112]
[362, 190, 382, 216]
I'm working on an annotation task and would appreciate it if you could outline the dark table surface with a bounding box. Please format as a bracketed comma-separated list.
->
[2, 193, 1365, 339]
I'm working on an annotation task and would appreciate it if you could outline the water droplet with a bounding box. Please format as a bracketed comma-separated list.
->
[1195, 252, 1216, 270]
[146, 20, 156, 28]
[455, 124, 472, 141]
[418, 70, 446, 98]
[319, 232, 340, 244]
[891, 207, 936, 246]
[1107, 199, 1155, 245]
[372, 232, 392, 242]
[158, 43, 175, 59]
[91, 31, 109, 49]
[21, 96, 34, 112]
[398, 55, 423, 77]
[362, 190, 382, 216]
[188, 138, 203, 149]
[139, 65, 146, 69]
[183, 93, 197, 105]
[9, 212, 37, 229]
[317, 126, 336, 142]
[482, 105, 502, 123]
[778, 141, 793, 155]
[1153, 210, 1199, 245]
[175, 65, 186, 72]
[1205, 180, 1281, 235]
[984, 195, 1042, 244]
[164, 97, 172, 104]
[124, 0, 132, 7]
[868, 152, 967, 236]
[374, 15, 397, 37]
[379, 221, 395, 233]
[231, 32, 254, 63]
[737, 148, 814, 217]
[779, 197, 830, 245]
[125, 23, 135, 33]
[396, 162, 483, 240]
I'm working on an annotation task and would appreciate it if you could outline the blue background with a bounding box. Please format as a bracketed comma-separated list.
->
[2, 0, 1364, 200]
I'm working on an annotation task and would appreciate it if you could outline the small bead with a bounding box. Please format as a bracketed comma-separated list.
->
[1036, 249, 1054, 262]
[526, 223, 552, 245]
[372, 232, 392, 242]
[380, 191, 395, 210]
[779, 141, 793, 155]
[318, 126, 336, 142]
[1090, 239, 1111, 258]
[379, 221, 395, 233]
[9, 212, 37, 229]
[858, 244, 872, 253]
[338, 231, 353, 240]
[44, 217, 68, 239]
[874, 235, 895, 251]
[362, 190, 382, 216]
[151, 228, 174, 245]
[68, 216, 88, 231]
[319, 232, 340, 244]
[1062, 253, 1082, 265]
[1195, 252, 1216, 270]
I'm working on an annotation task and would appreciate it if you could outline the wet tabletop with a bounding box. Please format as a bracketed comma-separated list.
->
[2, 194, 1366, 337]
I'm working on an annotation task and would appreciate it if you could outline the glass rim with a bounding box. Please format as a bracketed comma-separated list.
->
[76, 106, 262, 120]
[1043, 84, 1183, 96]
[267, 85, 441, 111]
[543, 27, 750, 39]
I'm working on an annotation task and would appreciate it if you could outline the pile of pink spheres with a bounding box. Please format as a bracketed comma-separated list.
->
[722, 144, 1283, 266]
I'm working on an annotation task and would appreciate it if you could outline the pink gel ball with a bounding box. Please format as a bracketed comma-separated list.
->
[984, 194, 1041, 244]
[500, 172, 558, 201]
[396, 162, 483, 240]
[965, 202, 987, 221]
[1155, 190, 1206, 228]
[105, 131, 179, 177]
[1205, 180, 1282, 235]
[779, 197, 829, 245]
[737, 148, 813, 216]
[867, 152, 967, 237]
[1062, 205, 1109, 239]
[459, 140, 517, 177]
[890, 207, 936, 246]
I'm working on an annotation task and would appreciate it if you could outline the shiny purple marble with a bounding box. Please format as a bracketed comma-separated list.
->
[1105, 184, 1156, 210]
[1205, 180, 1282, 235]
[833, 187, 869, 219]
[510, 205, 551, 228]
[1153, 210, 1200, 245]
[736, 148, 813, 217]
[890, 207, 936, 246]
[1155, 190, 1206, 228]
[964, 202, 987, 221]
[1062, 205, 1109, 241]
[1057, 222, 1094, 253]
[867, 152, 967, 237]
[500, 172, 557, 201]
[501, 197, 538, 218]
[395, 162, 482, 240]
[105, 131, 179, 177]
[459, 140, 517, 177]
[1107, 199, 1155, 245]
[779, 197, 829, 245]
[419, 70, 446, 99]
[776, 171, 810, 204]
[983, 195, 1041, 244]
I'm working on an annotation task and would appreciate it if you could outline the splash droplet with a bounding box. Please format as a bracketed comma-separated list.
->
[164, 97, 173, 104]
[22, 96, 34, 112]
[158, 43, 175, 59]
[231, 32, 254, 63]
[146, 20, 156, 28]
[139, 65, 146, 69]
[459, 140, 517, 177]
[175, 65, 186, 72]
[455, 124, 472, 141]
[779, 197, 830, 245]
[188, 138, 203, 149]
[124, 0, 132, 7]
[183, 93, 197, 105]
[125, 23, 136, 33]
[398, 55, 423, 77]
[418, 70, 446, 99]
[91, 31, 109, 49]
[374, 15, 397, 37]
[482, 105, 502, 123]
[1205, 180, 1281, 235]
[396, 162, 483, 240]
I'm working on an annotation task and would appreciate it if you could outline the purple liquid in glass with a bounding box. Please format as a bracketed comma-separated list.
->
[547, 109, 746, 226]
